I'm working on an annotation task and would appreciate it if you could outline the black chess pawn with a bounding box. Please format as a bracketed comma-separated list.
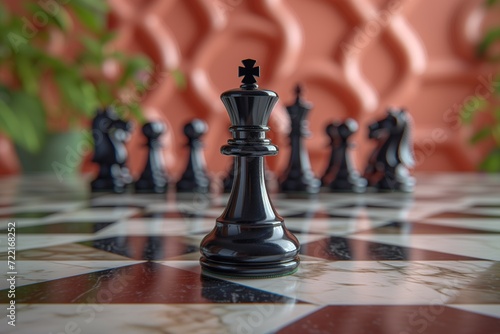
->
[280, 85, 320, 194]
[176, 119, 211, 193]
[134, 122, 169, 193]
[364, 107, 415, 192]
[321, 119, 367, 193]
[200, 59, 300, 278]
[91, 108, 133, 193]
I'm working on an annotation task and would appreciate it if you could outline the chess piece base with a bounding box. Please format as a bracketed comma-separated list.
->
[200, 258, 299, 278]
[200, 220, 300, 278]
[280, 174, 321, 194]
[91, 165, 129, 193]
[329, 174, 367, 193]
[134, 179, 167, 194]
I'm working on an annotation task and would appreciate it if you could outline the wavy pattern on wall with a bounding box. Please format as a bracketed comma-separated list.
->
[1, 0, 494, 176]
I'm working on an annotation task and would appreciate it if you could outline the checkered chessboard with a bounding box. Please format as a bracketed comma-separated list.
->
[1, 173, 500, 334]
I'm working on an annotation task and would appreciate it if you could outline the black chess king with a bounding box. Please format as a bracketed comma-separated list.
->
[200, 59, 300, 277]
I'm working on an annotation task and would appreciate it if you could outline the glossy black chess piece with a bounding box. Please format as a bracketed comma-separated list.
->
[321, 119, 367, 193]
[91, 108, 133, 193]
[224, 160, 278, 193]
[134, 122, 169, 193]
[200, 59, 300, 278]
[280, 85, 320, 194]
[176, 119, 211, 193]
[364, 107, 415, 192]
[222, 159, 235, 193]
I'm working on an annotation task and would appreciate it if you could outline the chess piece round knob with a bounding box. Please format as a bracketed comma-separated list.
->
[142, 122, 165, 139]
[184, 119, 208, 139]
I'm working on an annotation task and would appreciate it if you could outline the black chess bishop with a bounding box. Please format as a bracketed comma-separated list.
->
[134, 121, 169, 193]
[280, 85, 320, 194]
[200, 59, 300, 278]
[321, 119, 367, 193]
[364, 107, 415, 192]
[91, 107, 133, 193]
[176, 119, 211, 193]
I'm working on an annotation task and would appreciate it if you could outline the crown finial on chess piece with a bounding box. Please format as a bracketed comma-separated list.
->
[294, 84, 302, 99]
[238, 58, 260, 89]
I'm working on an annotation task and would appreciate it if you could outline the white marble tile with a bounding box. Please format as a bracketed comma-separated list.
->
[420, 218, 500, 232]
[1, 234, 100, 252]
[1, 303, 320, 334]
[350, 234, 500, 261]
[46, 207, 139, 222]
[96, 217, 215, 237]
[0, 218, 44, 230]
[165, 261, 494, 306]
[448, 305, 500, 319]
[284, 217, 387, 236]
[90, 193, 166, 206]
[0, 201, 83, 215]
[0, 261, 143, 289]
[466, 208, 500, 216]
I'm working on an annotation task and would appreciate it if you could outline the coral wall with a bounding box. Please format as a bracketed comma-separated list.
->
[108, 0, 498, 179]
[2, 0, 498, 177]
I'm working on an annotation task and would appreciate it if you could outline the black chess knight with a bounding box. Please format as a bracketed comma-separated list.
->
[176, 119, 211, 193]
[200, 59, 300, 278]
[280, 85, 320, 194]
[91, 108, 133, 193]
[134, 122, 169, 193]
[364, 107, 415, 192]
[321, 119, 367, 193]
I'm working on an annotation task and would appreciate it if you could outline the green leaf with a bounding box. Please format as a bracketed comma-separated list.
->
[460, 96, 487, 123]
[494, 107, 500, 121]
[128, 103, 146, 124]
[70, 0, 108, 13]
[69, 2, 106, 33]
[118, 56, 152, 87]
[0, 98, 22, 143]
[80, 36, 103, 57]
[0, 2, 10, 23]
[469, 126, 491, 144]
[51, 7, 73, 32]
[8, 92, 46, 152]
[494, 76, 500, 94]
[479, 149, 500, 172]
[172, 69, 187, 89]
[486, 0, 500, 7]
[15, 55, 39, 95]
[477, 27, 500, 58]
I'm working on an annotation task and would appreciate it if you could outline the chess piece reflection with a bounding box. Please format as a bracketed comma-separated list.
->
[91, 108, 133, 193]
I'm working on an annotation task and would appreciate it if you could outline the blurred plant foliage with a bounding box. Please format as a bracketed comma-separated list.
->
[461, 0, 500, 172]
[0, 0, 153, 152]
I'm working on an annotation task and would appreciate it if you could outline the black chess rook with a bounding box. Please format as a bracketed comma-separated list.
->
[134, 121, 169, 193]
[200, 59, 300, 278]
[280, 84, 320, 194]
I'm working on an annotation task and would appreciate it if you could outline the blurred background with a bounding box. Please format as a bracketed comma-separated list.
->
[0, 0, 499, 179]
